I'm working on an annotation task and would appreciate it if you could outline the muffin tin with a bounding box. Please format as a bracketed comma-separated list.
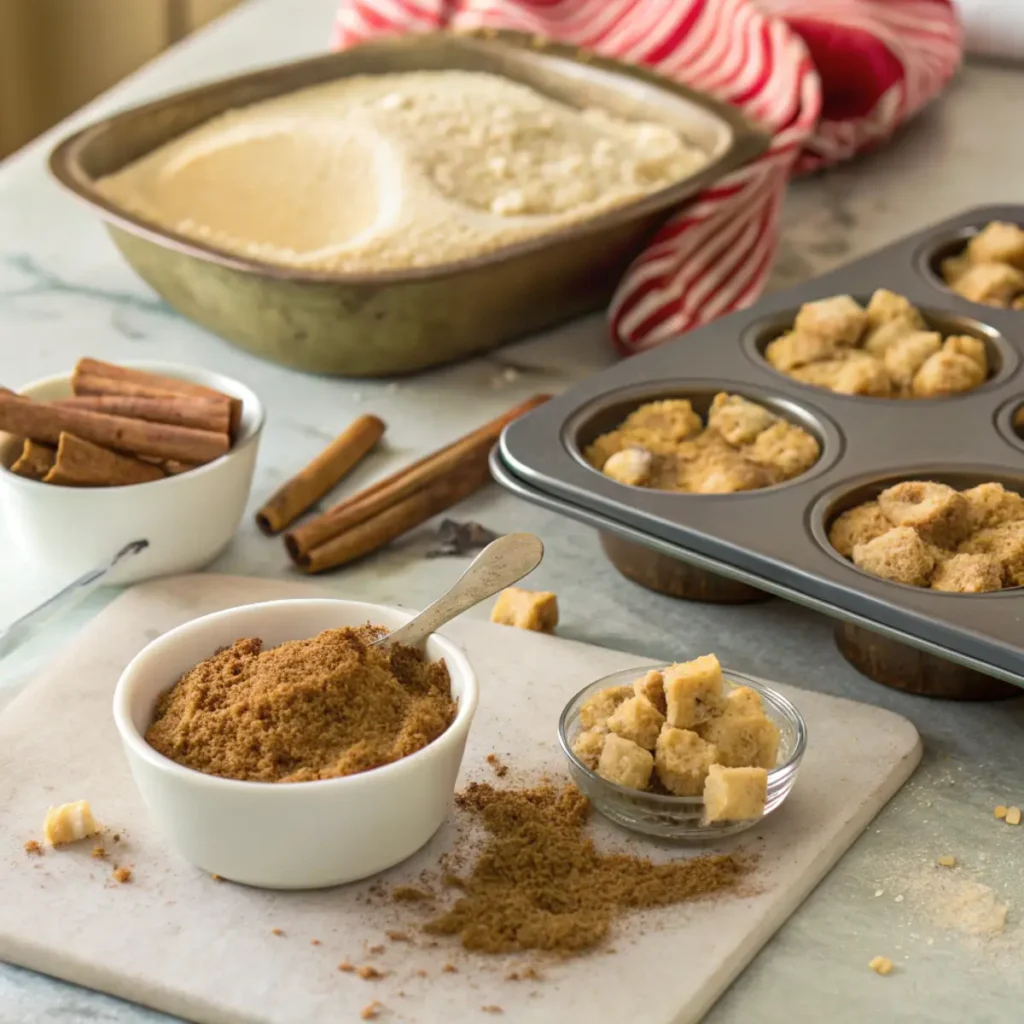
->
[493, 206, 1024, 688]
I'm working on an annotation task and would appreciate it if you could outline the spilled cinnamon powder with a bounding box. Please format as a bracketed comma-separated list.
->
[145, 626, 456, 782]
[423, 782, 753, 954]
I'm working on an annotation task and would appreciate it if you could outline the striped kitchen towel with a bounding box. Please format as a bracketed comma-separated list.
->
[331, 0, 962, 355]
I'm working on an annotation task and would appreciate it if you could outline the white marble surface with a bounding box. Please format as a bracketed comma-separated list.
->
[0, 2, 1023, 1021]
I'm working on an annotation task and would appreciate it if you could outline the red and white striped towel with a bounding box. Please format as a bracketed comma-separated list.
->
[331, 0, 962, 355]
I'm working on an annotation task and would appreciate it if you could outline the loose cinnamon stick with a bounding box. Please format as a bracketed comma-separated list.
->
[285, 394, 550, 562]
[0, 388, 229, 464]
[58, 394, 231, 434]
[256, 414, 386, 535]
[10, 439, 56, 480]
[298, 457, 493, 574]
[73, 359, 243, 440]
[43, 433, 166, 487]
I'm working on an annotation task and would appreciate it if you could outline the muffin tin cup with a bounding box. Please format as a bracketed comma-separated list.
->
[599, 532, 768, 604]
[494, 205, 1024, 690]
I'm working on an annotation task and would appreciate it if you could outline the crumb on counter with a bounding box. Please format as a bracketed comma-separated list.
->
[937, 855, 957, 868]
[43, 800, 100, 847]
[360, 1001, 384, 1021]
[112, 867, 132, 884]
[23, 840, 42, 856]
[271, 928, 285, 937]
[486, 754, 509, 778]
[482, 1006, 503, 1015]
[368, 943, 385, 954]
[392, 885, 433, 902]
[311, 939, 321, 946]
[211, 873, 222, 881]
[91, 847, 107, 859]
[869, 956, 894, 976]
[442, 963, 458, 974]
[358, 965, 385, 980]
[995, 805, 1008, 819]
[490, 587, 559, 633]
[386, 931, 409, 942]
[1006, 806, 1022, 826]
[339, 959, 355, 973]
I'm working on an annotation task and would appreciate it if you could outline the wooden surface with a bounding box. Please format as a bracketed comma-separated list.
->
[0, 575, 922, 1024]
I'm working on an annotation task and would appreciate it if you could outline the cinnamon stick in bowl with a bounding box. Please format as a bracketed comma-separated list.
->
[10, 439, 56, 480]
[58, 394, 232, 435]
[43, 433, 166, 487]
[285, 394, 550, 564]
[255, 414, 385, 535]
[0, 389, 229, 465]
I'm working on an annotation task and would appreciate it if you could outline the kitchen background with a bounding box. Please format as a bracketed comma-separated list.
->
[0, 0, 241, 159]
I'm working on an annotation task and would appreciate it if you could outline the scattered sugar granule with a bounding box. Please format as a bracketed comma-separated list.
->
[869, 956, 894, 976]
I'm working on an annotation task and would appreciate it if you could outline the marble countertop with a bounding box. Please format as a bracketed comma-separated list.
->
[1, 2, 1022, 1021]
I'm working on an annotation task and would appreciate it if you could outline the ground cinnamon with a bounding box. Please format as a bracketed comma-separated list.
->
[422, 782, 753, 954]
[145, 626, 457, 783]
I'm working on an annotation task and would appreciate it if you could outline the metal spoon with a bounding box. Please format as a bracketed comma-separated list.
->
[374, 532, 544, 650]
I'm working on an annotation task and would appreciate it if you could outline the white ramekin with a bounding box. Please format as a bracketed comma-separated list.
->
[112, 599, 478, 890]
[0, 360, 264, 586]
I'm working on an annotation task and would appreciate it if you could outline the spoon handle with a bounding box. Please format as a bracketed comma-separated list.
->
[378, 533, 544, 649]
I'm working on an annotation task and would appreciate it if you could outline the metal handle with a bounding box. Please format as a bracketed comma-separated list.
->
[375, 532, 544, 649]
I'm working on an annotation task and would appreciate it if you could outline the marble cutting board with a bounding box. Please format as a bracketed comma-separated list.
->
[0, 574, 922, 1024]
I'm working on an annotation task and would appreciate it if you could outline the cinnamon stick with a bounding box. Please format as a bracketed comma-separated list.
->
[58, 394, 231, 434]
[285, 394, 550, 562]
[73, 359, 243, 440]
[43, 433, 166, 487]
[298, 457, 493, 573]
[10, 439, 56, 480]
[0, 388, 229, 464]
[256, 414, 386, 535]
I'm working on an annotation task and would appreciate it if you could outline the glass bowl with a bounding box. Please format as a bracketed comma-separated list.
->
[558, 666, 807, 840]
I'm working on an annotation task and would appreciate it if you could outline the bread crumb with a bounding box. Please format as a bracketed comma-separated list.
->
[995, 805, 1008, 819]
[113, 867, 132, 884]
[271, 928, 285, 937]
[43, 800, 100, 847]
[482, 1007, 503, 1015]
[869, 956, 894, 975]
[937, 855, 957, 868]
[1006, 806, 1021, 826]
[360, 1002, 383, 1020]
[368, 943, 385, 954]
[23, 841, 42, 856]
[386, 931, 410, 942]
[339, 959, 355, 973]
[442, 963, 458, 973]
[91, 847, 107, 859]
[358, 965, 385, 980]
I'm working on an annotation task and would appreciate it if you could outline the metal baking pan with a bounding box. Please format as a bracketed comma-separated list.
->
[494, 205, 1024, 687]
[49, 30, 769, 378]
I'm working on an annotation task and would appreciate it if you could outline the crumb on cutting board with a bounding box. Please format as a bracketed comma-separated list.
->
[869, 956, 894, 975]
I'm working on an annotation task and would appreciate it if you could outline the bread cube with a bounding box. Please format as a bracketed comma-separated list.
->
[832, 354, 892, 397]
[572, 729, 606, 770]
[930, 553, 1003, 593]
[877, 480, 970, 548]
[863, 319, 918, 357]
[952, 262, 1024, 307]
[490, 587, 559, 633]
[699, 709, 780, 769]
[852, 527, 936, 586]
[602, 447, 653, 487]
[882, 331, 942, 387]
[596, 733, 654, 791]
[790, 359, 848, 389]
[966, 221, 1024, 269]
[580, 684, 633, 730]
[633, 669, 666, 714]
[663, 655, 725, 728]
[941, 252, 971, 286]
[707, 392, 778, 445]
[961, 482, 1024, 531]
[793, 295, 867, 345]
[620, 399, 703, 444]
[943, 335, 988, 375]
[655, 727, 718, 796]
[959, 521, 1024, 586]
[764, 331, 837, 372]
[746, 421, 820, 477]
[912, 350, 986, 398]
[724, 686, 764, 717]
[702, 765, 768, 823]
[865, 289, 925, 332]
[828, 501, 893, 558]
[43, 800, 100, 847]
[607, 695, 665, 750]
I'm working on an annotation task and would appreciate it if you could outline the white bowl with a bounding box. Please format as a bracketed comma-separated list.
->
[0, 360, 264, 586]
[112, 599, 478, 889]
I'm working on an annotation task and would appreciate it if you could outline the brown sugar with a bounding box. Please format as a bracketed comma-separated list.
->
[423, 782, 752, 955]
[145, 626, 456, 782]
[112, 867, 132, 884]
